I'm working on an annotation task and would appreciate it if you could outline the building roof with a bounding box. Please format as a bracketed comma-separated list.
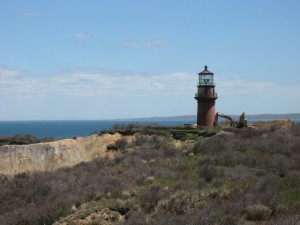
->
[198, 65, 214, 75]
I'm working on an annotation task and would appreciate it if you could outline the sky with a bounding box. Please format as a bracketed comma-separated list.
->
[1, 0, 300, 120]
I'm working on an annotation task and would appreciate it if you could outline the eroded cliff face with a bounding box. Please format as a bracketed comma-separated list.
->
[0, 133, 124, 175]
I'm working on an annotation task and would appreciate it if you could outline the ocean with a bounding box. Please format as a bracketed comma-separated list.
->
[0, 119, 299, 139]
[0, 120, 195, 139]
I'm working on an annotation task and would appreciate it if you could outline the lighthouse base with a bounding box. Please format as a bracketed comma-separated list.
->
[197, 101, 216, 127]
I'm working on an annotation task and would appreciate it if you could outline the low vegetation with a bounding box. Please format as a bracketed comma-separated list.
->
[100, 123, 219, 141]
[0, 134, 56, 146]
[0, 123, 299, 225]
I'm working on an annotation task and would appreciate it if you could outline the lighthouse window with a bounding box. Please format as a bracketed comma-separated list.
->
[199, 77, 213, 85]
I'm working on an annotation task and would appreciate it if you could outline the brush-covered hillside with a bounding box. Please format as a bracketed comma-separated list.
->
[0, 121, 299, 225]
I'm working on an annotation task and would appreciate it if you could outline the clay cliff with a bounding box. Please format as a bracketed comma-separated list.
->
[0, 133, 124, 175]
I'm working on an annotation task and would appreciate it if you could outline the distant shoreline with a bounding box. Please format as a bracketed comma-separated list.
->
[1, 113, 300, 122]
[122, 113, 300, 121]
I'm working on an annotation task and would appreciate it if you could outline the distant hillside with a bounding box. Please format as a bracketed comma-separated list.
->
[124, 113, 300, 122]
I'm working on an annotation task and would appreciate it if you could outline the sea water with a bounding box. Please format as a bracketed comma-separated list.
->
[0, 120, 195, 139]
[0, 119, 299, 139]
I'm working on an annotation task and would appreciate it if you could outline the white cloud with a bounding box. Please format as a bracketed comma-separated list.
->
[0, 67, 21, 77]
[0, 67, 194, 98]
[122, 39, 168, 48]
[1, 67, 300, 100]
[216, 78, 300, 97]
[74, 32, 89, 40]
[153, 82, 166, 88]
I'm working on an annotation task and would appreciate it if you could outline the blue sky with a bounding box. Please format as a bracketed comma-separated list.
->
[1, 0, 300, 120]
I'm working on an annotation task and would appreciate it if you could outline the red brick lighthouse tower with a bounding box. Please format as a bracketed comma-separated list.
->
[195, 66, 218, 127]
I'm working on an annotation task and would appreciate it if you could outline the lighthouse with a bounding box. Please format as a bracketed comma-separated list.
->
[195, 66, 218, 127]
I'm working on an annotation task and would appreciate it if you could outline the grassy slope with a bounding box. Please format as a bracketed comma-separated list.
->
[0, 124, 299, 225]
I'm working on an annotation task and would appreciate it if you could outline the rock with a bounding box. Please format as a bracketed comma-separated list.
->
[0, 133, 126, 175]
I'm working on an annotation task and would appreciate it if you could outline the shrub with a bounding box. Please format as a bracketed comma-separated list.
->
[291, 123, 300, 136]
[246, 175, 281, 208]
[274, 154, 289, 177]
[198, 164, 223, 182]
[138, 185, 169, 213]
[107, 138, 128, 151]
[237, 128, 268, 138]
[153, 213, 185, 225]
[133, 135, 150, 146]
[115, 211, 147, 225]
[271, 214, 300, 225]
[155, 191, 191, 215]
[172, 131, 187, 140]
[282, 171, 300, 189]
[0, 134, 57, 146]
[160, 141, 177, 158]
[219, 216, 238, 225]
[16, 220, 30, 225]
[246, 204, 272, 221]
[193, 136, 226, 155]
[214, 150, 240, 167]
[188, 200, 224, 225]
